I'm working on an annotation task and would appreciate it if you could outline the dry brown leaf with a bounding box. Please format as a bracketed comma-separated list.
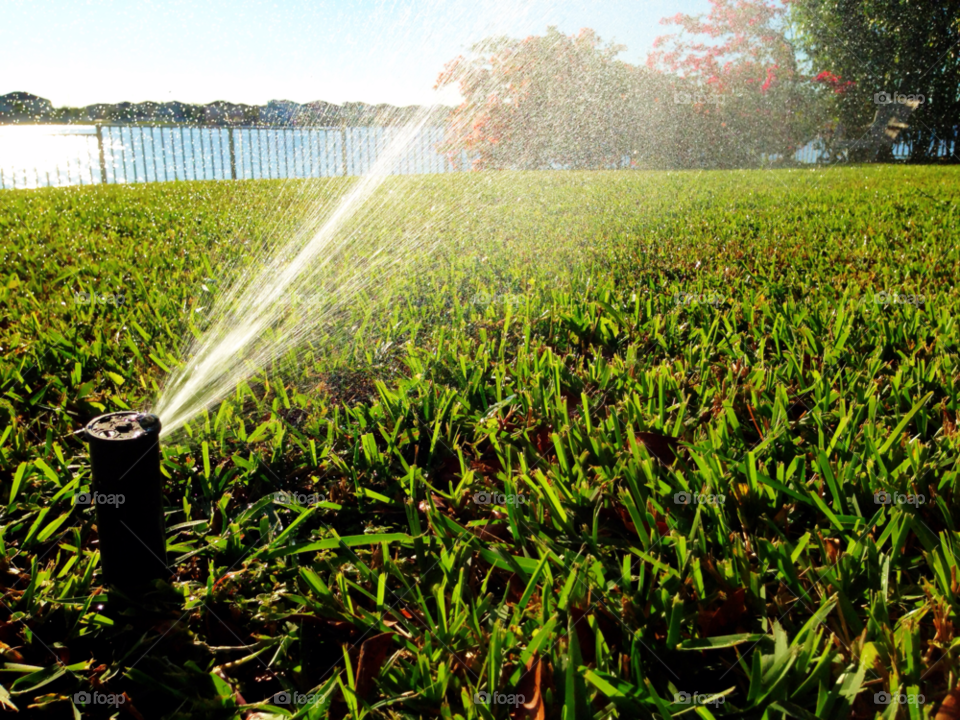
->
[636, 431, 681, 465]
[354, 632, 394, 701]
[936, 686, 960, 720]
[698, 588, 747, 637]
[513, 655, 545, 720]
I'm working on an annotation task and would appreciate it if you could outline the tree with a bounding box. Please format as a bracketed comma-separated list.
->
[790, 0, 960, 162]
[647, 0, 832, 167]
[435, 27, 669, 170]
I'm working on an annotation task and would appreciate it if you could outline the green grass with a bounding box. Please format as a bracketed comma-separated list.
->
[1, 165, 959, 718]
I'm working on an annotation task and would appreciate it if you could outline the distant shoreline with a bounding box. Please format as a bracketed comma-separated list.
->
[0, 92, 449, 127]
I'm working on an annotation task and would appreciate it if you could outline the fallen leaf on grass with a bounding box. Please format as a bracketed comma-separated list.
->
[470, 522, 514, 543]
[936, 686, 960, 720]
[354, 633, 394, 701]
[513, 655, 545, 720]
[636, 431, 681, 465]
[698, 588, 747, 637]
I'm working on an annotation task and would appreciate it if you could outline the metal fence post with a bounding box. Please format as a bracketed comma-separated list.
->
[228, 128, 237, 179]
[96, 125, 108, 183]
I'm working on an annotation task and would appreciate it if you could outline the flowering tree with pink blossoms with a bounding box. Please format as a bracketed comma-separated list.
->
[434, 27, 673, 170]
[435, 3, 851, 170]
[647, 0, 844, 166]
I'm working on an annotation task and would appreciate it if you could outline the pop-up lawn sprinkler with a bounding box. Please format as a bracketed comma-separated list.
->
[83, 412, 168, 588]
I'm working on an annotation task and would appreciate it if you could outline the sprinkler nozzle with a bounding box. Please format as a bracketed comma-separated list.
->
[83, 411, 168, 588]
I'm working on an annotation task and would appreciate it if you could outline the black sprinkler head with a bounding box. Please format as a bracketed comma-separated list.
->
[137, 412, 161, 432]
[83, 411, 168, 588]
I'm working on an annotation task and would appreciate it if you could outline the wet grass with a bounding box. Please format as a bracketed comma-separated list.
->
[1, 165, 959, 718]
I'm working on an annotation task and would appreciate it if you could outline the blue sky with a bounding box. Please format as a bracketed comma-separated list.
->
[3, 0, 709, 108]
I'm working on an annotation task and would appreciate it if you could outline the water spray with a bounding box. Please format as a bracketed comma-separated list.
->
[83, 412, 168, 588]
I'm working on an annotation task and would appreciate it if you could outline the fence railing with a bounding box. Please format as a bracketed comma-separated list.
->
[0, 124, 468, 189]
[0, 123, 941, 190]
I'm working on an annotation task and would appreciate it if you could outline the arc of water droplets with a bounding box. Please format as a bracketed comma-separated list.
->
[153, 107, 441, 435]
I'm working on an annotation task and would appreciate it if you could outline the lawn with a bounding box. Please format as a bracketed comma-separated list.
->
[1, 165, 959, 718]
